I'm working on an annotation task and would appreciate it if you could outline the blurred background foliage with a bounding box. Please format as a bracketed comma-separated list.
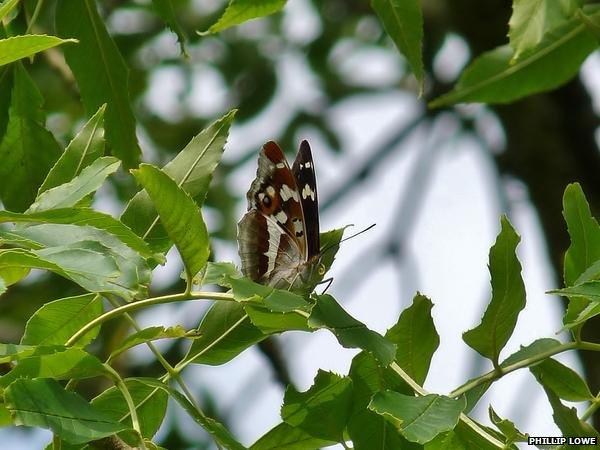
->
[2, 0, 600, 447]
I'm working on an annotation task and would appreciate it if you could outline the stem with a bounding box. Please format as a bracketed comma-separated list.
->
[25, 0, 44, 33]
[582, 391, 600, 421]
[66, 291, 233, 347]
[104, 365, 147, 450]
[105, 297, 202, 411]
[450, 341, 580, 398]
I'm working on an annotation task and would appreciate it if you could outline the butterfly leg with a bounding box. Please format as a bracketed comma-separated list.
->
[318, 277, 334, 294]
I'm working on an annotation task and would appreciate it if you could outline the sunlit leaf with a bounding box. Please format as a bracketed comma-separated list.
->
[0, 0, 20, 20]
[539, 386, 598, 442]
[5, 378, 127, 444]
[0, 35, 77, 66]
[39, 104, 106, 193]
[132, 164, 209, 279]
[0, 63, 61, 211]
[463, 216, 526, 364]
[508, 0, 581, 60]
[488, 406, 528, 445]
[0, 208, 157, 261]
[21, 293, 103, 347]
[500, 338, 562, 367]
[122, 110, 235, 253]
[0, 347, 106, 387]
[200, 0, 287, 34]
[56, 0, 141, 168]
[429, 6, 600, 107]
[28, 157, 120, 213]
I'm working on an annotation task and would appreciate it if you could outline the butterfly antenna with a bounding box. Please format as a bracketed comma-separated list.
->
[320, 223, 376, 256]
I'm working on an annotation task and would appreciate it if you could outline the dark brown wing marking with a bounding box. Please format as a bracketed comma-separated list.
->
[292, 140, 320, 258]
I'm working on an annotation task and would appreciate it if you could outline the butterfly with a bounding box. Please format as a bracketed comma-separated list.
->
[237, 140, 326, 294]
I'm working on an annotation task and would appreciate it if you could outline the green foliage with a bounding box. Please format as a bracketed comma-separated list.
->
[368, 390, 466, 444]
[201, 0, 287, 34]
[0, 63, 61, 211]
[430, 5, 600, 107]
[55, 0, 141, 168]
[5, 378, 128, 444]
[132, 164, 209, 280]
[21, 293, 103, 347]
[386, 293, 439, 385]
[0, 35, 76, 66]
[1, 1, 600, 448]
[371, 0, 424, 91]
[463, 216, 526, 365]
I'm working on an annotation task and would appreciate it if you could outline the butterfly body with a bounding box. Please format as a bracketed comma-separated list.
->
[237, 141, 324, 294]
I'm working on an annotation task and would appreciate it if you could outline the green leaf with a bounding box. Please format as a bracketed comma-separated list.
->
[508, 0, 581, 60]
[0, 347, 106, 387]
[463, 216, 526, 364]
[8, 224, 150, 299]
[579, 7, 600, 40]
[561, 183, 600, 324]
[563, 183, 600, 285]
[200, 0, 287, 34]
[28, 156, 120, 213]
[0, 0, 20, 20]
[369, 391, 466, 445]
[56, 0, 141, 168]
[228, 276, 311, 312]
[5, 378, 127, 444]
[92, 378, 168, 441]
[199, 261, 241, 286]
[500, 338, 562, 367]
[152, 0, 186, 54]
[132, 378, 246, 450]
[347, 352, 415, 450]
[551, 282, 600, 301]
[0, 246, 139, 300]
[0, 343, 65, 364]
[319, 226, 348, 276]
[0, 208, 157, 261]
[429, 6, 600, 108]
[39, 104, 106, 193]
[386, 293, 439, 385]
[0, 63, 61, 211]
[530, 358, 593, 401]
[187, 300, 266, 365]
[371, 0, 423, 92]
[0, 402, 10, 426]
[132, 164, 209, 279]
[0, 277, 5, 295]
[122, 110, 235, 253]
[281, 370, 353, 442]
[488, 406, 528, 445]
[243, 304, 310, 334]
[250, 422, 336, 450]
[108, 325, 191, 362]
[540, 386, 598, 443]
[0, 35, 77, 66]
[309, 294, 396, 366]
[21, 293, 103, 347]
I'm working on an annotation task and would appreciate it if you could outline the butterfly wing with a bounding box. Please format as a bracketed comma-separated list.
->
[238, 141, 308, 285]
[292, 140, 320, 258]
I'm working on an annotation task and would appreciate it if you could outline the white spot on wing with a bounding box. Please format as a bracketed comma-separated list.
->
[280, 184, 299, 202]
[275, 210, 288, 224]
[276, 162, 285, 169]
[264, 220, 281, 274]
[304, 162, 311, 169]
[266, 186, 276, 196]
[302, 184, 315, 201]
[293, 218, 304, 236]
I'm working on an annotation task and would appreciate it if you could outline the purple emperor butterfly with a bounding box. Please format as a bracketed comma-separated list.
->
[237, 140, 326, 294]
